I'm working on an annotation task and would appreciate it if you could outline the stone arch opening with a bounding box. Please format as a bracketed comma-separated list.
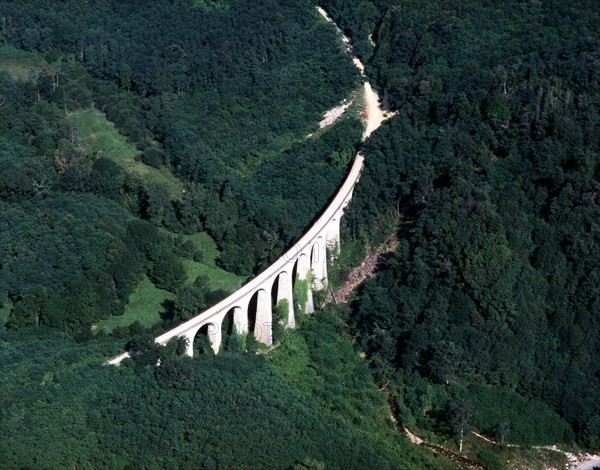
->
[193, 322, 220, 356]
[247, 293, 258, 337]
[271, 271, 294, 339]
[222, 307, 245, 353]
[271, 276, 283, 343]
[221, 308, 235, 336]
[293, 252, 314, 315]
[291, 257, 299, 287]
[271, 275, 279, 307]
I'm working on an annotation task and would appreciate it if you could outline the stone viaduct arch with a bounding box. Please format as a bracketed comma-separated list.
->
[108, 154, 364, 365]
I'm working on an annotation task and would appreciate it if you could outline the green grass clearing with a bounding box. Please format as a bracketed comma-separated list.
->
[66, 108, 184, 198]
[168, 229, 245, 289]
[94, 245, 245, 333]
[123, 161, 184, 198]
[67, 108, 138, 161]
[94, 277, 174, 333]
[183, 259, 246, 292]
[176, 231, 221, 267]
[0, 46, 50, 81]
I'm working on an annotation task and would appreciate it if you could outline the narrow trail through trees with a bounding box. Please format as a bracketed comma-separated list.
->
[380, 381, 487, 470]
[316, 5, 395, 140]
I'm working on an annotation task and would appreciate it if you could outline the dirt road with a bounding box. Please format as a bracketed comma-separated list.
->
[316, 5, 395, 140]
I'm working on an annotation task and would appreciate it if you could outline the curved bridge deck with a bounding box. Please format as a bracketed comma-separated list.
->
[108, 153, 364, 365]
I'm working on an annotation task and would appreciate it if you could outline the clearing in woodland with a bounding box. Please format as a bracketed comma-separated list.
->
[66, 108, 184, 198]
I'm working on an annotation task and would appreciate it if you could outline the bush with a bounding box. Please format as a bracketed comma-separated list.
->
[155, 358, 196, 390]
[141, 146, 164, 168]
[474, 448, 503, 470]
[150, 253, 187, 292]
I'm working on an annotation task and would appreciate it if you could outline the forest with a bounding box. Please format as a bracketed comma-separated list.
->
[0, 316, 566, 470]
[0, 311, 458, 469]
[0, 0, 447, 467]
[1, 0, 599, 468]
[321, 0, 600, 455]
[0, 0, 362, 334]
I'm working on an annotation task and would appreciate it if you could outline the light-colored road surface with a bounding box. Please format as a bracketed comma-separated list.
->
[362, 82, 389, 139]
[317, 4, 394, 139]
[319, 101, 352, 128]
[573, 458, 600, 470]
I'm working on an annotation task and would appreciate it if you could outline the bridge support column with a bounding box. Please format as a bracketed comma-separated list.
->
[207, 323, 222, 355]
[327, 216, 341, 257]
[184, 331, 196, 358]
[254, 289, 272, 346]
[233, 305, 248, 334]
[296, 252, 314, 314]
[276, 271, 295, 328]
[312, 237, 328, 291]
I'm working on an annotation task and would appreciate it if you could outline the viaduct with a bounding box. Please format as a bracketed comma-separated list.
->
[108, 153, 364, 365]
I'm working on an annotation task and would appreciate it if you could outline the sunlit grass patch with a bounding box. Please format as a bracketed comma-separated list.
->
[183, 259, 246, 292]
[66, 108, 184, 198]
[0, 46, 49, 81]
[175, 231, 221, 266]
[95, 277, 174, 333]
[66, 108, 138, 161]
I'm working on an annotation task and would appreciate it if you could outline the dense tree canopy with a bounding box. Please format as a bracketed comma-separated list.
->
[0, 0, 363, 274]
[0, 315, 452, 469]
[3, 0, 598, 466]
[0, 2, 407, 468]
[0, 0, 362, 331]
[325, 0, 600, 449]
